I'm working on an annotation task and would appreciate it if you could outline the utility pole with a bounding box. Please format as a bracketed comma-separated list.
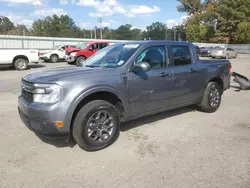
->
[94, 26, 97, 39]
[165, 25, 168, 40]
[91, 29, 92, 39]
[174, 29, 177, 41]
[99, 18, 103, 39]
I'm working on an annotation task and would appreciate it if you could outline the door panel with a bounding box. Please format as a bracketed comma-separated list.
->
[169, 45, 204, 106]
[128, 68, 174, 115]
[127, 45, 174, 115]
[172, 64, 204, 105]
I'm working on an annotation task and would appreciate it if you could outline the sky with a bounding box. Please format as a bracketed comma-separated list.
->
[0, 0, 189, 30]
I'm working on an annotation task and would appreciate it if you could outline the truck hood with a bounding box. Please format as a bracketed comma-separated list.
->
[23, 66, 117, 83]
[65, 47, 81, 53]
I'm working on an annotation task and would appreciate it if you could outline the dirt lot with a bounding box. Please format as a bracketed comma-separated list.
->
[0, 56, 250, 188]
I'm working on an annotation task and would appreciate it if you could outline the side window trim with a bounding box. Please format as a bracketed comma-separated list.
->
[169, 45, 194, 67]
[134, 45, 168, 70]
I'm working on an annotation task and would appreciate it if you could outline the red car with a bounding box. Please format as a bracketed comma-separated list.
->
[65, 41, 110, 65]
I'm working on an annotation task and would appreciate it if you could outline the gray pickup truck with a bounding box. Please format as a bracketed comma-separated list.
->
[18, 41, 232, 151]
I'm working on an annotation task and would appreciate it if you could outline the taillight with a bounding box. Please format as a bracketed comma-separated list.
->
[229, 64, 232, 76]
[38, 51, 40, 57]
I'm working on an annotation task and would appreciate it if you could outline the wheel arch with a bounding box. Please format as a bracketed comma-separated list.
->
[77, 55, 87, 60]
[208, 76, 224, 91]
[66, 88, 126, 133]
[50, 53, 59, 58]
[12, 55, 29, 65]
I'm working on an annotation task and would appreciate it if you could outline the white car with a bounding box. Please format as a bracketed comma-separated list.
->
[39, 44, 76, 63]
[0, 49, 40, 70]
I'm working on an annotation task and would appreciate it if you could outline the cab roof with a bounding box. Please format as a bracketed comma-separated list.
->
[116, 40, 194, 46]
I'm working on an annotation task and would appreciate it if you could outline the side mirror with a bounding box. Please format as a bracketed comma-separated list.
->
[89, 47, 93, 51]
[133, 62, 151, 72]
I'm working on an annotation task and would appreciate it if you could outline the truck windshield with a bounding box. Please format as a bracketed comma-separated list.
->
[51, 45, 62, 50]
[76, 43, 89, 50]
[84, 44, 140, 68]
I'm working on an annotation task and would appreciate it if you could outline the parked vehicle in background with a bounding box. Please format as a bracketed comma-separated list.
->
[39, 44, 76, 63]
[65, 41, 110, 65]
[195, 45, 201, 56]
[211, 47, 237, 59]
[0, 49, 40, 70]
[18, 40, 232, 151]
[200, 47, 214, 57]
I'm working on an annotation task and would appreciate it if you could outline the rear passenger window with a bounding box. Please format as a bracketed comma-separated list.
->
[171, 45, 192, 66]
[99, 43, 108, 49]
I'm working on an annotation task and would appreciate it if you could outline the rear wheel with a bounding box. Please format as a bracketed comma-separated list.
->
[72, 100, 120, 151]
[198, 82, 222, 113]
[50, 54, 59, 63]
[14, 58, 28, 70]
[211, 56, 215, 59]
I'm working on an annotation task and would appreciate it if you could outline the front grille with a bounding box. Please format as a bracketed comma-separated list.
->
[22, 89, 33, 104]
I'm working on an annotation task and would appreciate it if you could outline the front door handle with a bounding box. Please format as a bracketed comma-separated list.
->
[160, 72, 170, 77]
[189, 68, 196, 73]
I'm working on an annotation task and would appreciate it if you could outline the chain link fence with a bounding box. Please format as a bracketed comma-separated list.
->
[0, 35, 250, 54]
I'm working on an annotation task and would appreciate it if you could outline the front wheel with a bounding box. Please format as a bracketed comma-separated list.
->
[198, 82, 222, 113]
[76, 56, 86, 67]
[72, 100, 120, 151]
[14, 58, 28, 70]
[50, 54, 59, 63]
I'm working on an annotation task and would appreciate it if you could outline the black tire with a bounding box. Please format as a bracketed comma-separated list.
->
[212, 56, 215, 59]
[72, 100, 120, 151]
[50, 54, 59, 63]
[225, 54, 229, 59]
[14, 58, 28, 70]
[67, 61, 75, 65]
[76, 56, 86, 66]
[198, 82, 222, 113]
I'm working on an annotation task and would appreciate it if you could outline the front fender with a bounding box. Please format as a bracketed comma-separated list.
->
[64, 86, 127, 130]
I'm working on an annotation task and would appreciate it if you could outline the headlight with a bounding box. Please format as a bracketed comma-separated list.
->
[33, 84, 63, 104]
[71, 52, 77, 56]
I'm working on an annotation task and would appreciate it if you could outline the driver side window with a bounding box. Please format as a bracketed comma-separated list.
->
[135, 46, 166, 70]
[90, 44, 98, 50]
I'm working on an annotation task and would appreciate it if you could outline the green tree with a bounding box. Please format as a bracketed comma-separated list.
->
[235, 22, 250, 43]
[215, 0, 250, 43]
[7, 24, 29, 35]
[0, 17, 14, 34]
[185, 15, 214, 42]
[146, 22, 167, 40]
[113, 24, 133, 40]
[177, 0, 204, 15]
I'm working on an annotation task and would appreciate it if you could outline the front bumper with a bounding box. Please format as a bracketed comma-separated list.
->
[39, 56, 49, 61]
[18, 96, 70, 136]
[65, 55, 76, 62]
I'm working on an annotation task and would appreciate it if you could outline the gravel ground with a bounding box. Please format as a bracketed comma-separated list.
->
[0, 56, 250, 188]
